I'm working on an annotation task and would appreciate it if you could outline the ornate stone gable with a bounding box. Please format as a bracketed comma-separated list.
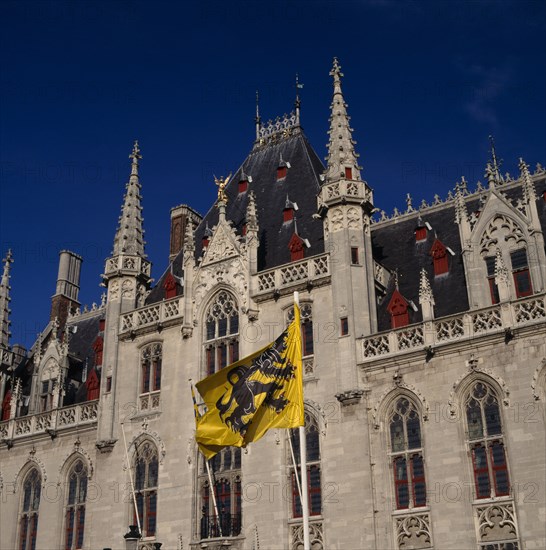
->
[471, 190, 529, 250]
[193, 256, 250, 322]
[200, 219, 240, 267]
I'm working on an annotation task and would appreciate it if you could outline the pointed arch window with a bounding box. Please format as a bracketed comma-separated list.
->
[510, 248, 532, 298]
[199, 448, 242, 539]
[287, 303, 314, 358]
[289, 411, 322, 518]
[19, 468, 41, 550]
[204, 291, 239, 376]
[64, 460, 87, 550]
[139, 343, 162, 411]
[134, 441, 159, 538]
[388, 397, 427, 510]
[464, 381, 510, 499]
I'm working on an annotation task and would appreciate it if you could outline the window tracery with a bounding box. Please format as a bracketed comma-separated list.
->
[204, 291, 239, 376]
[199, 448, 242, 539]
[64, 460, 87, 550]
[388, 397, 427, 510]
[289, 411, 322, 519]
[19, 468, 41, 550]
[134, 441, 159, 538]
[139, 343, 162, 411]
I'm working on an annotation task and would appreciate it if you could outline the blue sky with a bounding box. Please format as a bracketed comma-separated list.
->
[1, 0, 545, 347]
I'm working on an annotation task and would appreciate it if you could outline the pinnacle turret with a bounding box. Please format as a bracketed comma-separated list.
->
[0, 249, 13, 349]
[519, 158, 537, 203]
[112, 141, 146, 257]
[325, 57, 362, 183]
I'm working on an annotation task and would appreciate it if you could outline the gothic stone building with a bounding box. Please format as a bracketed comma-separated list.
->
[1, 59, 545, 550]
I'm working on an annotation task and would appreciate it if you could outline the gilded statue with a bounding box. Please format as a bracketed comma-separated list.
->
[214, 173, 232, 203]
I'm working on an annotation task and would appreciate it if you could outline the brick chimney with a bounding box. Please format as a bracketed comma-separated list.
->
[50, 250, 82, 328]
[170, 205, 202, 262]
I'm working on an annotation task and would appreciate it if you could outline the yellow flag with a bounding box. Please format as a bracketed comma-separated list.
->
[195, 305, 304, 459]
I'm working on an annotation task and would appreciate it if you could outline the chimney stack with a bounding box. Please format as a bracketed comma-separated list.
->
[170, 205, 202, 262]
[50, 250, 82, 327]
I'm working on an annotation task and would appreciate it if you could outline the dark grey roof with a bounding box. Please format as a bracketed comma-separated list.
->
[372, 203, 468, 332]
[147, 130, 325, 304]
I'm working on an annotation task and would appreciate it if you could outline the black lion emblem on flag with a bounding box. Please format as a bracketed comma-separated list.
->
[215, 332, 295, 435]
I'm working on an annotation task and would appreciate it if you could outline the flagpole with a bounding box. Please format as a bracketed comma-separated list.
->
[288, 431, 303, 503]
[191, 380, 224, 539]
[205, 460, 223, 538]
[294, 291, 310, 550]
[121, 422, 142, 536]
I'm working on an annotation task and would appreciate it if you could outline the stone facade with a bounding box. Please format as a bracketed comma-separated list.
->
[0, 60, 545, 550]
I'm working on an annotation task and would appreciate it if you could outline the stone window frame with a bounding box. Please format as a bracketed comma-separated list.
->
[63, 458, 88, 550]
[198, 447, 242, 540]
[132, 440, 159, 539]
[203, 290, 240, 376]
[138, 342, 162, 412]
[18, 467, 41, 550]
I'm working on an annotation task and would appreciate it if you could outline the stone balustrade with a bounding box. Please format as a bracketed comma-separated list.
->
[0, 400, 98, 442]
[120, 296, 184, 335]
[255, 253, 330, 297]
[361, 293, 546, 361]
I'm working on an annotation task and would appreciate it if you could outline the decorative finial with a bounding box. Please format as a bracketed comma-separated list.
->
[255, 91, 261, 141]
[295, 74, 303, 124]
[330, 57, 343, 81]
[519, 157, 537, 203]
[129, 140, 142, 176]
[393, 269, 399, 290]
[488, 135, 503, 185]
[419, 268, 434, 305]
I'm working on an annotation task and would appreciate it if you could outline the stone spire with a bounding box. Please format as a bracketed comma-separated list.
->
[0, 250, 13, 350]
[455, 177, 469, 225]
[112, 141, 146, 257]
[325, 57, 362, 183]
[419, 268, 435, 322]
[494, 248, 510, 302]
[519, 157, 537, 204]
[246, 191, 259, 233]
[485, 135, 503, 188]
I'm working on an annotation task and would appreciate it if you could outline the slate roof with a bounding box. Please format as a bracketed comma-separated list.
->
[147, 130, 325, 304]
[372, 203, 468, 332]
[372, 173, 546, 332]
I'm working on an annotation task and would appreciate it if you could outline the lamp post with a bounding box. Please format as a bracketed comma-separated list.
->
[124, 525, 141, 550]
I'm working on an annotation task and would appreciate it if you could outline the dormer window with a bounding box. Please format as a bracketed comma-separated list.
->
[415, 227, 427, 242]
[86, 369, 100, 401]
[238, 179, 248, 194]
[93, 336, 104, 366]
[283, 206, 294, 223]
[242, 222, 247, 236]
[164, 272, 177, 299]
[283, 196, 298, 223]
[277, 166, 287, 180]
[510, 249, 532, 298]
[202, 236, 210, 248]
[99, 318, 105, 332]
[289, 233, 306, 262]
[345, 167, 353, 179]
[429, 238, 449, 276]
[388, 289, 409, 329]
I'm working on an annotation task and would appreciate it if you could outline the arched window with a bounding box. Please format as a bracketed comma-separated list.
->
[289, 411, 321, 518]
[388, 397, 427, 510]
[287, 303, 314, 357]
[464, 381, 510, 499]
[199, 448, 242, 539]
[134, 441, 159, 538]
[40, 359, 58, 412]
[140, 343, 162, 411]
[19, 468, 41, 550]
[64, 460, 87, 550]
[204, 291, 239, 376]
